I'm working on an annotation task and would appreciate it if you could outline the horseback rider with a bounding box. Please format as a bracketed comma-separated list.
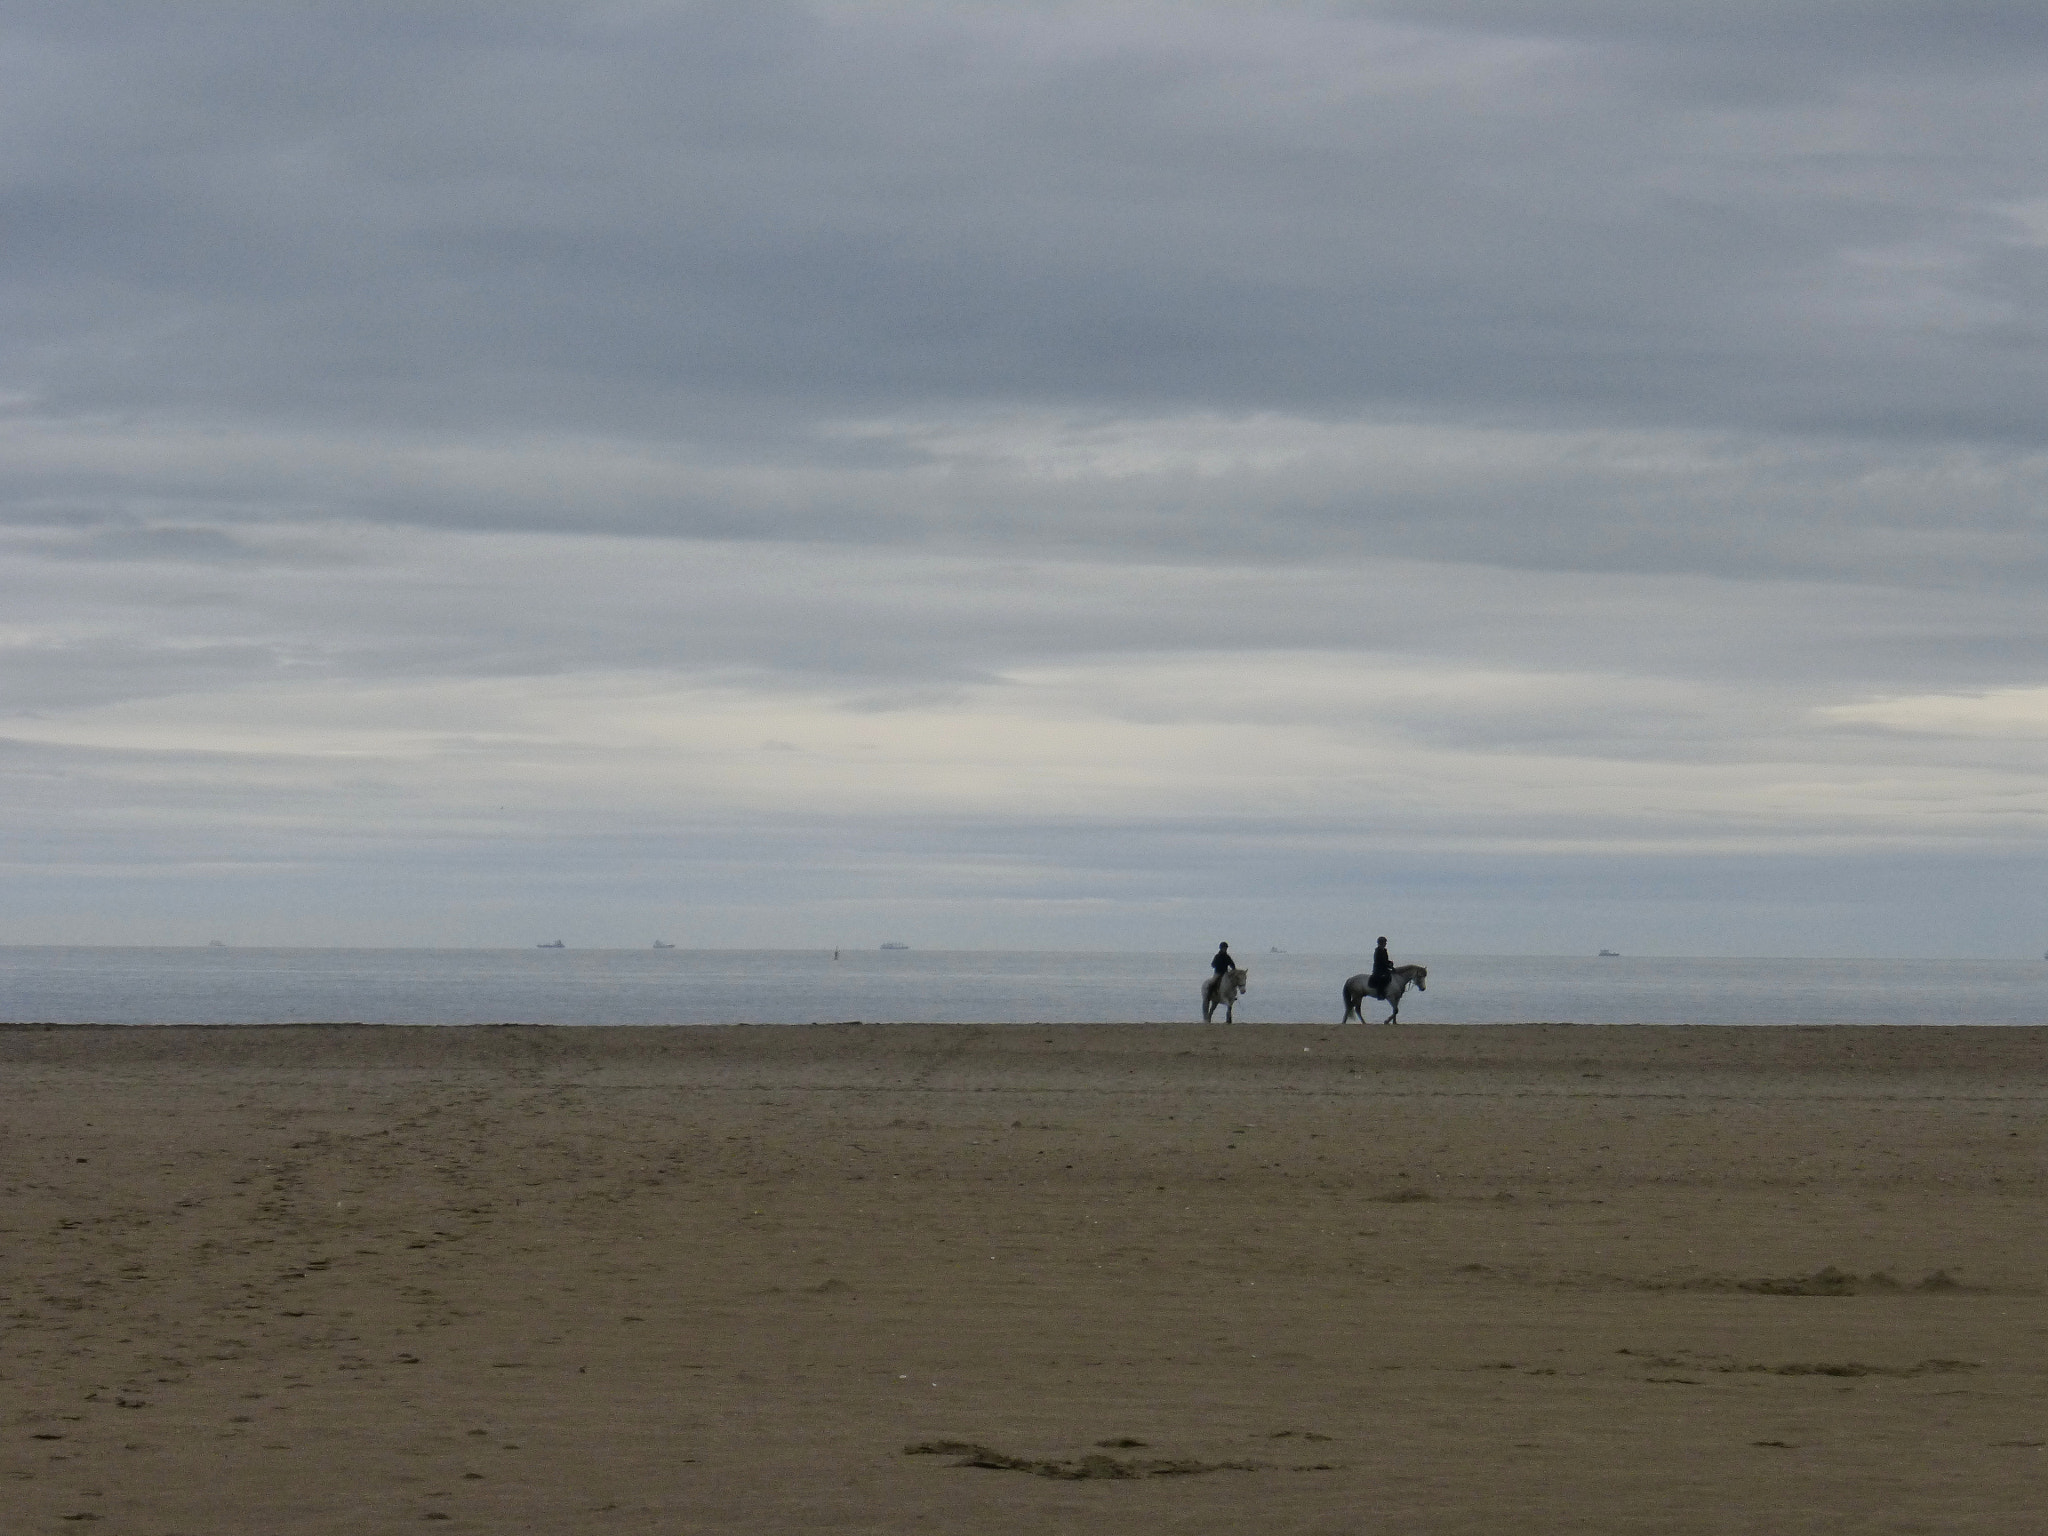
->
[1368, 936, 1393, 999]
[1211, 941, 1236, 977]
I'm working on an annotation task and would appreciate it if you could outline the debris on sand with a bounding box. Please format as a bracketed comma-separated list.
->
[903, 1441, 1259, 1478]
[1628, 1265, 1995, 1296]
[1730, 1267, 1983, 1296]
[1731, 1358, 1979, 1378]
[1737, 1266, 1872, 1295]
[1618, 1348, 1979, 1379]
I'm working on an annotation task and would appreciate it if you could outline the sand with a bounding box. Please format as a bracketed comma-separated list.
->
[2, 1021, 2044, 1534]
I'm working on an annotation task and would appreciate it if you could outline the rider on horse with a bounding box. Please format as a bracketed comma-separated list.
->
[1368, 936, 1393, 999]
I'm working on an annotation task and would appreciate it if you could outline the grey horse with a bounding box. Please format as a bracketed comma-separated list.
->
[1342, 964, 1427, 1024]
[1202, 967, 1249, 1023]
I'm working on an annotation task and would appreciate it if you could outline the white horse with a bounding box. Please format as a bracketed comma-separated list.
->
[1202, 967, 1249, 1023]
[1342, 964, 1427, 1024]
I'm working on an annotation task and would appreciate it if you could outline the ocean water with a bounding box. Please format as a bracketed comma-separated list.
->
[0, 947, 2041, 1027]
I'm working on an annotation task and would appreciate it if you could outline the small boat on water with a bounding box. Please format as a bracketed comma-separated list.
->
[880, 942, 910, 950]
[652, 941, 674, 949]
[1598, 949, 1621, 957]
[537, 940, 565, 949]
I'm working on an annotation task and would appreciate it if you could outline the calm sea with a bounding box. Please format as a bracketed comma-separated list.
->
[0, 947, 2041, 1027]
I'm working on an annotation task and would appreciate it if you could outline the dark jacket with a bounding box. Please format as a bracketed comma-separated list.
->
[1211, 947, 1235, 975]
[1369, 943, 1393, 985]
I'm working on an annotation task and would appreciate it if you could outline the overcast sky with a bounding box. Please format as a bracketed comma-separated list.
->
[3, 1, 2044, 955]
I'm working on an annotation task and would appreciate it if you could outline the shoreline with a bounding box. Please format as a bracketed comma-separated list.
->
[4, 1016, 2044, 1029]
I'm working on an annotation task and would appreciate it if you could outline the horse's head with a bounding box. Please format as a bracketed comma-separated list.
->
[1411, 966, 1426, 990]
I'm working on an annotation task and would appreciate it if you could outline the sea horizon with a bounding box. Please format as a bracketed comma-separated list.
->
[5, 941, 2043, 959]
[2, 946, 2040, 1029]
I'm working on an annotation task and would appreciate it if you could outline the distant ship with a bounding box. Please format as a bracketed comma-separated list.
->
[880, 942, 910, 950]
[652, 941, 674, 949]
[1270, 946, 1285, 953]
[1598, 949, 1621, 958]
[207, 939, 226, 948]
[537, 940, 566, 949]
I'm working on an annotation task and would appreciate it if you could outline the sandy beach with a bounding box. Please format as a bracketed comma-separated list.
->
[3, 1021, 2044, 1534]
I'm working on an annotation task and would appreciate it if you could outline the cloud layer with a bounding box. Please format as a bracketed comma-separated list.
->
[2, 2, 2043, 954]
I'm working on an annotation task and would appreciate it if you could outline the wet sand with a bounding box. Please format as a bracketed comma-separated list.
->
[3, 1022, 2045, 1534]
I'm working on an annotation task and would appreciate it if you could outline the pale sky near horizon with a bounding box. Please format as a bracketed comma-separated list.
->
[3, 2, 2044, 956]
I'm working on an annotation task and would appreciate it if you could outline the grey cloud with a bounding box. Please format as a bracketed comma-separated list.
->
[0, 634, 339, 715]
[3, 751, 2037, 954]
[5, 411, 2044, 593]
[25, 524, 260, 562]
[4, 1, 2045, 444]
[1367, 2, 2048, 69]
[10, 527, 2047, 700]
[2, 4, 2043, 954]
